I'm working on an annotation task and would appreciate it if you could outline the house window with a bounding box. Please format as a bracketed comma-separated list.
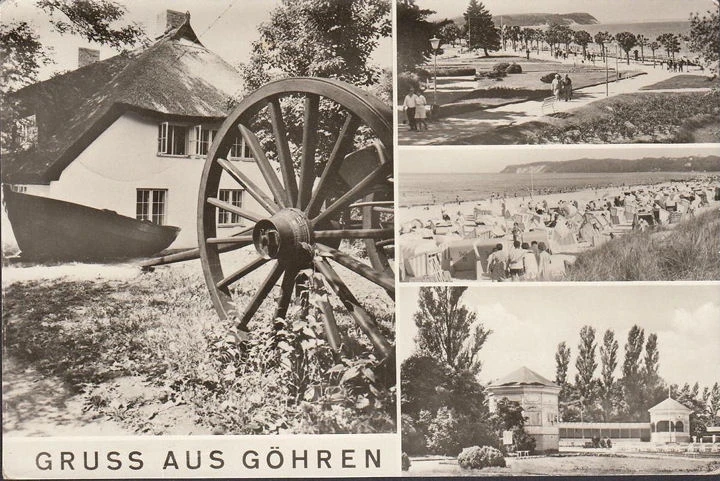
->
[10, 185, 28, 193]
[217, 189, 244, 225]
[191, 125, 218, 156]
[228, 136, 253, 159]
[136, 189, 167, 225]
[158, 122, 187, 155]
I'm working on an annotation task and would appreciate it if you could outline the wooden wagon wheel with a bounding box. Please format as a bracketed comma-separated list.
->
[197, 78, 394, 359]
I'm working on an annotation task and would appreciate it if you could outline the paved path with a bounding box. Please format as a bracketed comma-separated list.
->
[398, 54, 703, 145]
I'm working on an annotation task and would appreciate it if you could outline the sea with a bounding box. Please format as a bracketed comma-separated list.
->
[569, 20, 693, 56]
[399, 171, 717, 207]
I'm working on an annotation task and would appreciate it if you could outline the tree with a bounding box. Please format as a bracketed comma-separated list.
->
[555, 341, 571, 386]
[1, 1, 144, 152]
[463, 0, 500, 57]
[688, 7, 720, 74]
[649, 41, 660, 62]
[657, 33, 680, 59]
[437, 20, 461, 47]
[242, 0, 390, 90]
[574, 326, 598, 410]
[622, 325, 647, 420]
[396, 0, 436, 72]
[599, 329, 619, 419]
[545, 24, 573, 56]
[413, 286, 491, 374]
[594, 31, 612, 59]
[636, 34, 648, 61]
[574, 30, 592, 58]
[615, 31, 638, 64]
[401, 354, 451, 418]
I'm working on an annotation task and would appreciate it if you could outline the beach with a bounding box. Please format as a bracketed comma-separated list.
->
[398, 175, 719, 282]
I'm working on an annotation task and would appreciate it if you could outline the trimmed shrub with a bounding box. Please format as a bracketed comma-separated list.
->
[401, 453, 411, 471]
[506, 63, 522, 74]
[512, 427, 536, 453]
[492, 62, 510, 73]
[540, 72, 558, 83]
[457, 446, 507, 470]
[434, 66, 476, 77]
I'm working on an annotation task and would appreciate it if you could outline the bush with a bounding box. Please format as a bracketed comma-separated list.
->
[513, 427, 536, 453]
[457, 446, 506, 470]
[401, 453, 411, 471]
[425, 407, 501, 456]
[492, 62, 511, 73]
[402, 414, 427, 455]
[506, 63, 522, 74]
[434, 66, 476, 77]
[540, 72, 558, 83]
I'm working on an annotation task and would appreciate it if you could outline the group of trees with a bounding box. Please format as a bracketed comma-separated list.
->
[555, 325, 720, 438]
[402, 287, 533, 456]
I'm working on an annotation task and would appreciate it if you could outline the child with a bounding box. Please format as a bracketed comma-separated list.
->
[415, 90, 428, 131]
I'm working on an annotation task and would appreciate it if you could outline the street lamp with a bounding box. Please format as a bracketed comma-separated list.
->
[430, 36, 441, 119]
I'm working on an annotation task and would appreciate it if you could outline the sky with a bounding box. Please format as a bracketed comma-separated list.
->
[0, 0, 392, 81]
[418, 0, 717, 24]
[398, 284, 720, 388]
[399, 145, 720, 174]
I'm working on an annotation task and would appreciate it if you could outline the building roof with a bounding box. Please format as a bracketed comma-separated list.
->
[3, 15, 244, 184]
[648, 397, 693, 413]
[490, 366, 559, 388]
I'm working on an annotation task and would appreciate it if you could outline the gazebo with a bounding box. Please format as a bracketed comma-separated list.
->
[487, 366, 561, 452]
[648, 397, 692, 443]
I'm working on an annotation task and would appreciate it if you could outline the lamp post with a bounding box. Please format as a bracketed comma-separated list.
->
[430, 36, 440, 119]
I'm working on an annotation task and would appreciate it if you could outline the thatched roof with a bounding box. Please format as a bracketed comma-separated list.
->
[3, 17, 243, 184]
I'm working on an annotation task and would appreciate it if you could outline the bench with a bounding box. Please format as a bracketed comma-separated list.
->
[516, 450, 530, 458]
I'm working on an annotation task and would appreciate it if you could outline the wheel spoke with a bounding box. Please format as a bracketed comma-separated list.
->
[297, 94, 320, 209]
[237, 261, 285, 330]
[305, 113, 360, 217]
[314, 228, 394, 240]
[274, 266, 298, 321]
[267, 97, 298, 206]
[313, 258, 393, 358]
[207, 197, 263, 223]
[375, 239, 394, 248]
[218, 158, 280, 214]
[316, 243, 394, 294]
[238, 124, 289, 208]
[216, 255, 269, 290]
[349, 200, 394, 208]
[317, 299, 342, 352]
[311, 162, 392, 227]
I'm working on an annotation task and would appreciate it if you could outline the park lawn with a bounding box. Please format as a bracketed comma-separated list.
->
[406, 454, 720, 476]
[641, 74, 720, 90]
[457, 89, 720, 144]
[2, 252, 395, 436]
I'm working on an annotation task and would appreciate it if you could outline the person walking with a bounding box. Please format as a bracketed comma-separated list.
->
[551, 74, 562, 101]
[521, 242, 539, 281]
[403, 88, 418, 131]
[415, 89, 428, 131]
[538, 242, 553, 281]
[484, 243, 508, 282]
[563, 74, 573, 101]
[507, 240, 525, 281]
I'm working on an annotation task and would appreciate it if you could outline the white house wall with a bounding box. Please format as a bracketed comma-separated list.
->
[46, 111, 269, 249]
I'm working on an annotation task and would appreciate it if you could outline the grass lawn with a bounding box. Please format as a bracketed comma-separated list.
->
[456, 89, 720, 144]
[566, 209, 720, 281]
[2, 255, 396, 436]
[641, 74, 720, 90]
[406, 453, 720, 476]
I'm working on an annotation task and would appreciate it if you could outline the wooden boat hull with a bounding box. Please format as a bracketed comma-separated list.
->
[3, 187, 180, 261]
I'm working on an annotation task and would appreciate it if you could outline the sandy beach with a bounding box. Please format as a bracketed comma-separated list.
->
[398, 176, 719, 282]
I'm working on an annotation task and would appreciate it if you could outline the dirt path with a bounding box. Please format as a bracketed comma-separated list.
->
[398, 51, 699, 145]
[2, 356, 130, 437]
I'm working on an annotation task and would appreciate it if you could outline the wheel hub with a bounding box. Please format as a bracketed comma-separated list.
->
[253, 208, 313, 261]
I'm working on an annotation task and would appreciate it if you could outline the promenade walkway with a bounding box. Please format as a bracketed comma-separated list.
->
[399, 51, 706, 145]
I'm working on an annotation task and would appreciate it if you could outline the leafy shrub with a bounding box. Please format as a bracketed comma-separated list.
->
[512, 427, 536, 453]
[506, 63, 522, 74]
[398, 71, 422, 98]
[402, 414, 427, 455]
[457, 445, 506, 469]
[401, 453, 411, 471]
[425, 407, 500, 456]
[540, 72, 558, 83]
[430, 66, 476, 77]
[492, 62, 510, 73]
